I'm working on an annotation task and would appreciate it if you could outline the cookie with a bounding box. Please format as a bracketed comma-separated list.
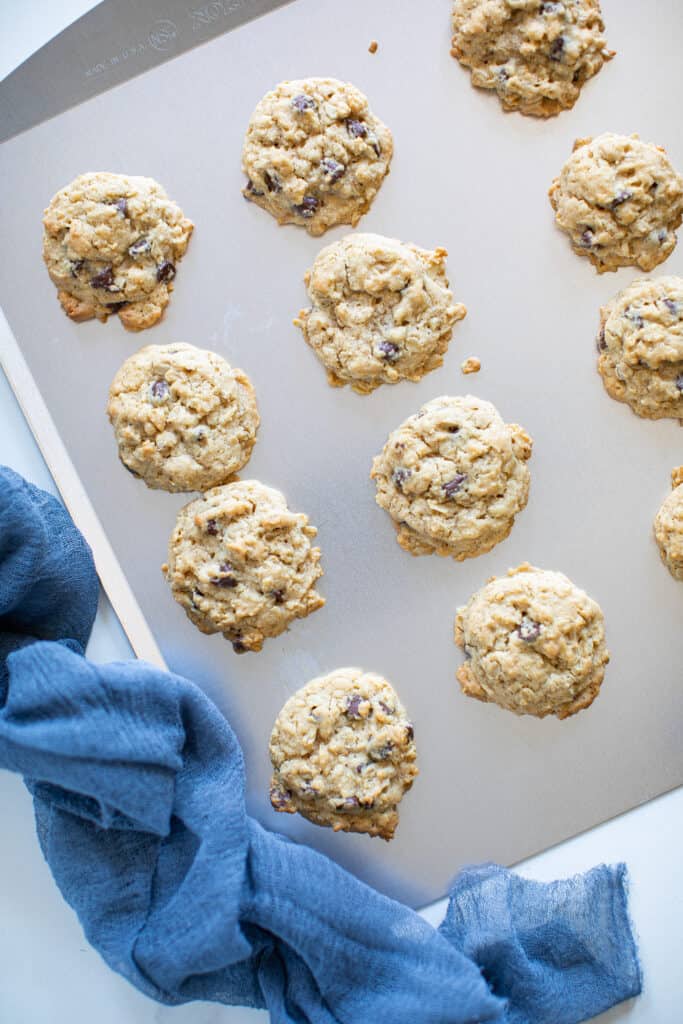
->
[107, 343, 259, 492]
[163, 480, 324, 652]
[294, 233, 467, 394]
[269, 667, 417, 840]
[597, 277, 683, 420]
[42, 172, 193, 330]
[549, 134, 683, 272]
[371, 395, 532, 560]
[654, 467, 683, 581]
[242, 78, 393, 236]
[455, 563, 609, 719]
[451, 0, 613, 118]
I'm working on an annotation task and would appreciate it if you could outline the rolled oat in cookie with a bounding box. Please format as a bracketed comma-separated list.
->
[549, 134, 683, 272]
[455, 563, 609, 719]
[654, 467, 683, 581]
[451, 0, 614, 118]
[269, 667, 417, 840]
[163, 480, 324, 653]
[371, 395, 532, 560]
[107, 343, 259, 492]
[295, 233, 466, 394]
[597, 276, 683, 421]
[42, 172, 193, 330]
[241, 78, 393, 236]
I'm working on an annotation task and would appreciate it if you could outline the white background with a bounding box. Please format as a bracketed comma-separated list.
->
[0, 3, 681, 1022]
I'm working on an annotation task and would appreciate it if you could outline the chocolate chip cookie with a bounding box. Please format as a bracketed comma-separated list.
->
[597, 277, 683, 420]
[107, 343, 259, 492]
[242, 78, 393, 236]
[451, 0, 614, 118]
[42, 172, 193, 330]
[371, 395, 532, 560]
[294, 233, 467, 394]
[163, 480, 324, 653]
[269, 667, 417, 840]
[549, 134, 683, 272]
[654, 467, 683, 581]
[455, 563, 609, 719]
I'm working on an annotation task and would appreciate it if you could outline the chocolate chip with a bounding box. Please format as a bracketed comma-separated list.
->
[263, 170, 282, 193]
[377, 340, 399, 361]
[447, 425, 460, 434]
[70, 259, 85, 277]
[113, 197, 128, 216]
[392, 467, 411, 490]
[676, 375, 683, 392]
[346, 118, 368, 139]
[270, 785, 291, 809]
[443, 474, 466, 497]
[293, 196, 319, 218]
[320, 158, 345, 183]
[343, 796, 360, 809]
[90, 266, 118, 290]
[610, 190, 633, 210]
[206, 518, 218, 535]
[149, 379, 169, 401]
[379, 700, 394, 715]
[405, 723, 414, 741]
[579, 228, 594, 248]
[625, 306, 644, 329]
[657, 229, 668, 243]
[345, 694, 364, 719]
[498, 67, 510, 82]
[549, 36, 565, 61]
[232, 638, 247, 654]
[245, 179, 264, 197]
[292, 93, 316, 112]
[156, 260, 176, 283]
[269, 589, 285, 605]
[518, 617, 541, 643]
[211, 563, 237, 588]
[597, 327, 607, 352]
[369, 742, 393, 761]
[106, 301, 128, 313]
[664, 298, 679, 316]
[128, 237, 151, 258]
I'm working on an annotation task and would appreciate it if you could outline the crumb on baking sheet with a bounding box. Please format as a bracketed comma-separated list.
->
[369, 40, 379, 54]
[461, 357, 481, 375]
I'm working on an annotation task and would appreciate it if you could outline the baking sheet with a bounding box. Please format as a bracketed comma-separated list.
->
[1, 0, 682, 907]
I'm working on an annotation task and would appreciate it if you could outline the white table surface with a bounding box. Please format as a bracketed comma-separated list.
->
[0, 5, 681, 1022]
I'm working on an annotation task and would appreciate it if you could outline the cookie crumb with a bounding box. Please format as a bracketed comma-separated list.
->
[368, 40, 378, 54]
[461, 357, 481, 375]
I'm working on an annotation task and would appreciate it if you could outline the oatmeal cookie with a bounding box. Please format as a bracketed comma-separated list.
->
[269, 667, 417, 840]
[163, 481, 324, 652]
[455, 563, 609, 718]
[42, 172, 193, 329]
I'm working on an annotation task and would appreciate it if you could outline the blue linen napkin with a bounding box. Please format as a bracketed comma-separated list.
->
[0, 465, 641, 1023]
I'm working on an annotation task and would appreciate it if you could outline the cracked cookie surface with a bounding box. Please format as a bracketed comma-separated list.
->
[371, 395, 532, 560]
[107, 343, 259, 492]
[597, 277, 683, 420]
[42, 172, 193, 330]
[451, 0, 614, 118]
[455, 563, 609, 719]
[549, 134, 683, 272]
[294, 233, 466, 393]
[654, 467, 683, 581]
[269, 667, 417, 840]
[163, 480, 324, 652]
[241, 78, 393, 236]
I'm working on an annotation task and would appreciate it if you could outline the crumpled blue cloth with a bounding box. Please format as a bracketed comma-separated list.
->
[0, 465, 641, 1023]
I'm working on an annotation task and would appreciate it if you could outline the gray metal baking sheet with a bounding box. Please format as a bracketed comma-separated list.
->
[1, 0, 682, 907]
